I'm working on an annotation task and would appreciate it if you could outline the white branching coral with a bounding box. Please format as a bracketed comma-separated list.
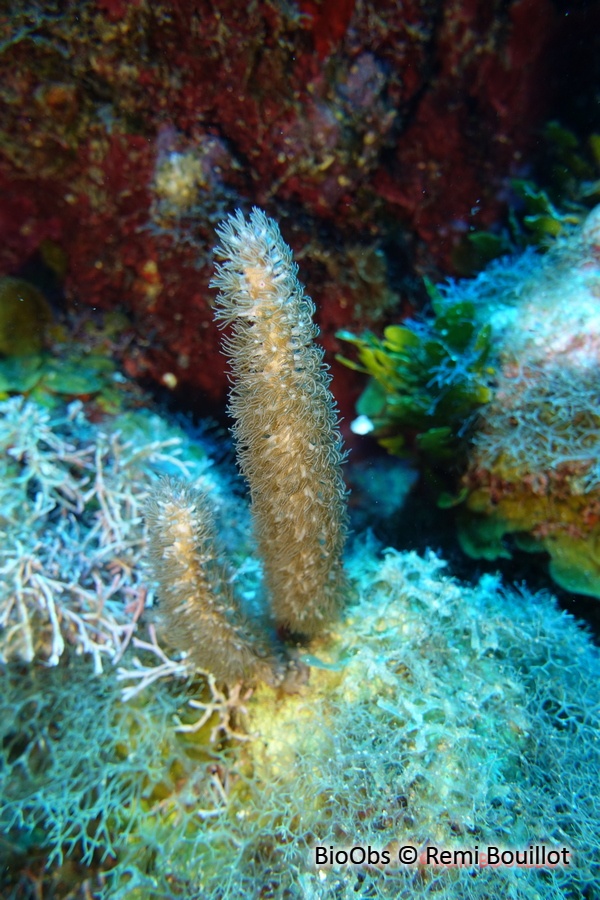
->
[0, 397, 205, 672]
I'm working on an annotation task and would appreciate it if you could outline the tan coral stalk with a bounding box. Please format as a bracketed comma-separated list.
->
[211, 208, 348, 635]
[145, 476, 268, 681]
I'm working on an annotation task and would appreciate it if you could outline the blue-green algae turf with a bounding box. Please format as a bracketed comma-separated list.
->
[2, 546, 599, 899]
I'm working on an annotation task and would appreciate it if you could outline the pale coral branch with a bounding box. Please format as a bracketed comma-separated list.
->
[177, 675, 254, 743]
[117, 625, 190, 700]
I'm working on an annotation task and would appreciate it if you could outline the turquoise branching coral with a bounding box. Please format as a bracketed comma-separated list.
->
[3, 548, 600, 899]
[342, 202, 600, 598]
[457, 205, 600, 595]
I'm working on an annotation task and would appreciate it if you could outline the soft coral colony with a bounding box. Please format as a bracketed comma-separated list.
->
[145, 208, 348, 685]
[1, 208, 600, 899]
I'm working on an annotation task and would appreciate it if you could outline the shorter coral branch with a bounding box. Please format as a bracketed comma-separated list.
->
[145, 476, 273, 684]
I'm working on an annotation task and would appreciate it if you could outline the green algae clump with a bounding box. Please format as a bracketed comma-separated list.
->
[0, 277, 52, 357]
[337, 280, 494, 467]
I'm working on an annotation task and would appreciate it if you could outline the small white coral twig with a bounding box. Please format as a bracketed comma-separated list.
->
[117, 625, 189, 700]
[176, 673, 254, 744]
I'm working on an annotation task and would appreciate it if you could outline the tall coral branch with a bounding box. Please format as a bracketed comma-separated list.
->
[211, 208, 348, 635]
